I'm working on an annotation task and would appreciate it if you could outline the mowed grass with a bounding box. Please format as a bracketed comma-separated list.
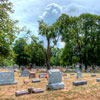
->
[0, 71, 100, 100]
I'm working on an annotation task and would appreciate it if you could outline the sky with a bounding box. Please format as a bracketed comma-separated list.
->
[10, 0, 100, 48]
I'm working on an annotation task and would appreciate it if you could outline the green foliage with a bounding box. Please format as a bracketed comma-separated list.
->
[0, 0, 19, 64]
[58, 13, 100, 69]
[13, 38, 30, 67]
[50, 48, 62, 66]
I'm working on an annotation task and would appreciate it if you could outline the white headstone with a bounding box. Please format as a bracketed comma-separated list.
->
[47, 69, 64, 90]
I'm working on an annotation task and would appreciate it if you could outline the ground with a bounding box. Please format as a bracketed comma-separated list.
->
[0, 70, 100, 100]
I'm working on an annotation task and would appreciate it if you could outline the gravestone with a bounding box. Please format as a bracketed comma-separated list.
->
[96, 78, 100, 82]
[77, 71, 82, 79]
[29, 72, 35, 78]
[75, 65, 80, 73]
[73, 80, 87, 86]
[23, 79, 29, 84]
[39, 74, 45, 78]
[70, 73, 75, 76]
[75, 65, 82, 79]
[47, 69, 64, 90]
[32, 79, 40, 83]
[28, 88, 44, 93]
[15, 90, 29, 96]
[91, 74, 96, 77]
[20, 71, 29, 77]
[63, 74, 67, 76]
[32, 88, 44, 93]
[0, 72, 17, 85]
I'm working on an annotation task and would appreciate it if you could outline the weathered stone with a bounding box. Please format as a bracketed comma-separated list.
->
[47, 69, 64, 90]
[75, 65, 80, 73]
[91, 74, 96, 77]
[30, 72, 35, 75]
[0, 72, 17, 85]
[70, 73, 75, 76]
[32, 88, 44, 93]
[29, 74, 35, 78]
[63, 74, 67, 76]
[47, 82, 64, 90]
[48, 70, 62, 84]
[96, 78, 100, 82]
[39, 74, 45, 78]
[32, 79, 40, 83]
[15, 90, 29, 96]
[20, 71, 29, 77]
[73, 80, 87, 86]
[77, 71, 82, 79]
[23, 79, 29, 84]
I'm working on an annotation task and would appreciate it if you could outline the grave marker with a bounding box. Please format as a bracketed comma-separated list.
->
[47, 69, 64, 90]
[20, 71, 29, 77]
[0, 72, 17, 85]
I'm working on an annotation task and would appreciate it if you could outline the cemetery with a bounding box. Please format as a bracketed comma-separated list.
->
[1, 0, 100, 100]
[0, 66, 100, 100]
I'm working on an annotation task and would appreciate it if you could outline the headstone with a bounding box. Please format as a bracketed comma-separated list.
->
[70, 73, 75, 76]
[63, 74, 67, 76]
[77, 71, 82, 79]
[75, 65, 82, 79]
[0, 72, 17, 85]
[96, 78, 100, 82]
[32, 79, 40, 83]
[28, 88, 44, 93]
[23, 79, 29, 84]
[15, 90, 29, 96]
[20, 71, 29, 77]
[75, 65, 80, 73]
[21, 67, 25, 71]
[91, 74, 96, 77]
[32, 88, 44, 93]
[39, 74, 45, 78]
[47, 69, 64, 90]
[73, 80, 87, 86]
[29, 72, 35, 78]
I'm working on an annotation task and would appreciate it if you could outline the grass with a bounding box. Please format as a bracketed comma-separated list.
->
[0, 70, 100, 100]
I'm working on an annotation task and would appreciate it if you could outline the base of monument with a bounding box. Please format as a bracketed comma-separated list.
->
[0, 81, 18, 85]
[47, 82, 64, 90]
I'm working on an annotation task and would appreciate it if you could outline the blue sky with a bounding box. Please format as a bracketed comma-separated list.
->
[10, 0, 100, 48]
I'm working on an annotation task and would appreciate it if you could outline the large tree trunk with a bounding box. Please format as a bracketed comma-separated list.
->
[47, 39, 50, 70]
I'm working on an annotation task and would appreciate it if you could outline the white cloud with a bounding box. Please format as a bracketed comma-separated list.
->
[39, 3, 62, 25]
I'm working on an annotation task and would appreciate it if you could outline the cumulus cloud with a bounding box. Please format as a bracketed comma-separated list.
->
[63, 3, 100, 16]
[39, 3, 62, 25]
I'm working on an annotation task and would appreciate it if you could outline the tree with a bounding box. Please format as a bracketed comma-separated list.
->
[58, 13, 100, 71]
[13, 38, 30, 68]
[0, 0, 19, 64]
[50, 48, 62, 66]
[25, 37, 46, 66]
[38, 20, 60, 69]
